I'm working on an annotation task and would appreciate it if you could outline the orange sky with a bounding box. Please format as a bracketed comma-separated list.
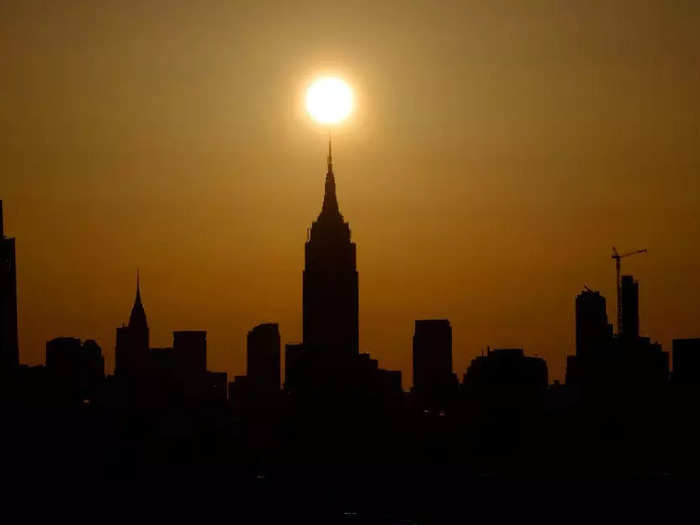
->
[2, 1, 699, 386]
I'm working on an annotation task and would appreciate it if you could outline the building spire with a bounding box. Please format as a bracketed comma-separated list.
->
[320, 135, 340, 218]
[327, 132, 333, 174]
[129, 268, 148, 331]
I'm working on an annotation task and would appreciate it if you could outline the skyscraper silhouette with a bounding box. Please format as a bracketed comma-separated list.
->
[620, 275, 640, 340]
[247, 323, 281, 393]
[463, 348, 548, 423]
[46, 337, 105, 398]
[115, 273, 149, 376]
[285, 145, 402, 404]
[617, 275, 667, 390]
[0, 201, 19, 373]
[566, 277, 668, 391]
[229, 324, 281, 402]
[567, 288, 614, 386]
[412, 319, 457, 407]
[302, 141, 359, 356]
[575, 289, 612, 358]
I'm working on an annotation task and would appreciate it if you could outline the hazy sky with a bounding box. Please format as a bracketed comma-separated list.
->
[2, 1, 699, 385]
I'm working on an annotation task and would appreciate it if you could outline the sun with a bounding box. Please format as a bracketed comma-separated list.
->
[306, 77, 353, 125]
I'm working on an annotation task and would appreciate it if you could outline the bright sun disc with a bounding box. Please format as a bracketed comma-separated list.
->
[306, 77, 353, 125]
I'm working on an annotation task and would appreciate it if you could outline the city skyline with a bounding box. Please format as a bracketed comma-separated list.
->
[3, 2, 699, 388]
[5, 0, 700, 513]
[0, 143, 677, 388]
[2, 174, 692, 482]
[0, 145, 688, 386]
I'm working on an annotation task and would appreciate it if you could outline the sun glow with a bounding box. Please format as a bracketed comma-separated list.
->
[306, 77, 353, 125]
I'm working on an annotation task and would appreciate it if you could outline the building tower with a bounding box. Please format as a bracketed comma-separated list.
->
[0, 201, 19, 373]
[620, 275, 639, 341]
[115, 272, 150, 376]
[412, 319, 456, 406]
[46, 337, 105, 398]
[575, 289, 612, 358]
[247, 323, 281, 393]
[302, 141, 359, 356]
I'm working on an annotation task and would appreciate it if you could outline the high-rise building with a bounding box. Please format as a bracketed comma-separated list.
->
[230, 323, 281, 401]
[115, 273, 149, 376]
[46, 337, 104, 398]
[0, 201, 19, 373]
[302, 141, 358, 356]
[567, 276, 668, 391]
[247, 323, 280, 393]
[575, 289, 612, 358]
[287, 144, 402, 403]
[412, 319, 457, 405]
[463, 348, 548, 413]
[620, 275, 639, 340]
[567, 289, 613, 386]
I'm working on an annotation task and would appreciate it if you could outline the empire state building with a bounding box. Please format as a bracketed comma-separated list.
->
[302, 141, 359, 356]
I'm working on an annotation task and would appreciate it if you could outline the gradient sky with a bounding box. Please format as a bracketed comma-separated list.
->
[2, 1, 699, 386]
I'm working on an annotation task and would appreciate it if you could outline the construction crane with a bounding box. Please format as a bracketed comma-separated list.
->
[611, 246, 647, 335]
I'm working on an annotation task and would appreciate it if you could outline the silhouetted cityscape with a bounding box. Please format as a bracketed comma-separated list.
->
[2, 145, 700, 518]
